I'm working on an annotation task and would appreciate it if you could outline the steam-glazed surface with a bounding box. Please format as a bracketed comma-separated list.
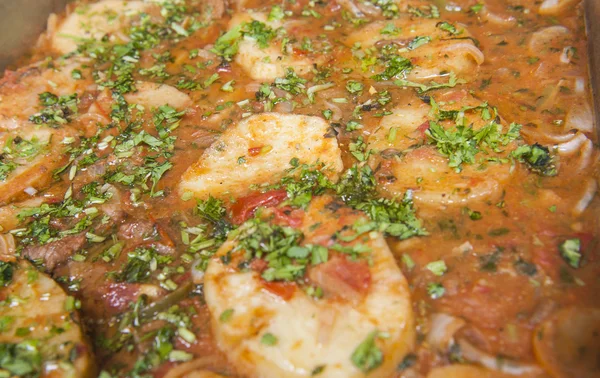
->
[0, 0, 597, 377]
[180, 112, 343, 200]
[204, 196, 414, 378]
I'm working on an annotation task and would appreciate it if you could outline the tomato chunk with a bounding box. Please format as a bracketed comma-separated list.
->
[272, 206, 304, 227]
[262, 281, 297, 301]
[308, 254, 372, 301]
[229, 189, 288, 225]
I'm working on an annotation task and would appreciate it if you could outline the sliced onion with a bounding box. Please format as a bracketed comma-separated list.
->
[324, 101, 343, 122]
[163, 357, 224, 378]
[458, 339, 545, 376]
[113, 30, 131, 44]
[442, 43, 485, 65]
[572, 178, 597, 216]
[427, 313, 466, 351]
[575, 139, 594, 172]
[560, 47, 572, 64]
[520, 128, 576, 143]
[274, 101, 294, 113]
[23, 187, 38, 196]
[528, 26, 570, 55]
[575, 77, 585, 93]
[245, 82, 261, 93]
[191, 129, 218, 149]
[196, 48, 218, 60]
[191, 259, 205, 284]
[307, 82, 335, 99]
[336, 0, 367, 17]
[78, 111, 110, 126]
[355, 0, 381, 15]
[481, 6, 516, 26]
[534, 84, 560, 110]
[0, 233, 16, 262]
[564, 100, 594, 133]
[533, 307, 600, 378]
[538, 0, 581, 15]
[452, 241, 474, 256]
[556, 132, 588, 155]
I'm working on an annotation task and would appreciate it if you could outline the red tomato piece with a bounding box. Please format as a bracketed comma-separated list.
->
[248, 146, 263, 156]
[262, 280, 297, 301]
[308, 254, 372, 301]
[273, 206, 304, 227]
[229, 189, 288, 225]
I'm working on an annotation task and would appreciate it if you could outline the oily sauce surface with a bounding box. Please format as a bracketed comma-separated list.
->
[0, 0, 598, 377]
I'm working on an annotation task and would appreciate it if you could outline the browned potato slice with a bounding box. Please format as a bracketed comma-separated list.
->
[0, 260, 95, 377]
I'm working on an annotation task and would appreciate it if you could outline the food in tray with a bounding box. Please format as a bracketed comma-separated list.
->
[0, 0, 598, 377]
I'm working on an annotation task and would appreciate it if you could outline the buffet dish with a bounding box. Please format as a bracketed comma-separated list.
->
[0, 0, 598, 377]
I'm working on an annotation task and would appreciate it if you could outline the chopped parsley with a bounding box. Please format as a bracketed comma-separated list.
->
[427, 282, 445, 299]
[367, 0, 399, 18]
[351, 330, 383, 373]
[426, 260, 447, 276]
[372, 54, 412, 82]
[260, 333, 278, 346]
[219, 309, 234, 322]
[196, 196, 232, 240]
[29, 92, 78, 127]
[278, 163, 427, 239]
[274, 68, 307, 95]
[425, 101, 522, 172]
[241, 21, 278, 48]
[394, 72, 466, 93]
[511, 143, 557, 176]
[0, 261, 14, 287]
[114, 247, 173, 283]
[212, 25, 242, 61]
[0, 340, 42, 378]
[559, 238, 581, 269]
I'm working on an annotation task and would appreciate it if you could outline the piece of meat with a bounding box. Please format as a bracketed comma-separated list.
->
[118, 220, 156, 245]
[22, 233, 86, 271]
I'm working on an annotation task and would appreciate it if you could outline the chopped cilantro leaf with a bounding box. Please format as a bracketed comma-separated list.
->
[372, 54, 412, 81]
[511, 143, 557, 176]
[261, 333, 278, 346]
[427, 282, 445, 299]
[29, 92, 79, 128]
[0, 261, 14, 287]
[274, 68, 307, 95]
[351, 330, 383, 373]
[559, 238, 581, 268]
[0, 340, 42, 377]
[367, 0, 399, 18]
[426, 260, 447, 276]
[241, 21, 278, 48]
[115, 247, 173, 283]
[394, 72, 466, 93]
[211, 25, 242, 61]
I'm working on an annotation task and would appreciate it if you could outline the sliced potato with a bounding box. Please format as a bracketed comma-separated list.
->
[0, 260, 95, 377]
[51, 0, 150, 54]
[346, 18, 484, 82]
[533, 307, 600, 378]
[229, 12, 320, 81]
[0, 125, 73, 206]
[204, 196, 415, 377]
[179, 113, 343, 200]
[124, 81, 192, 110]
[0, 59, 93, 131]
[367, 92, 514, 209]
